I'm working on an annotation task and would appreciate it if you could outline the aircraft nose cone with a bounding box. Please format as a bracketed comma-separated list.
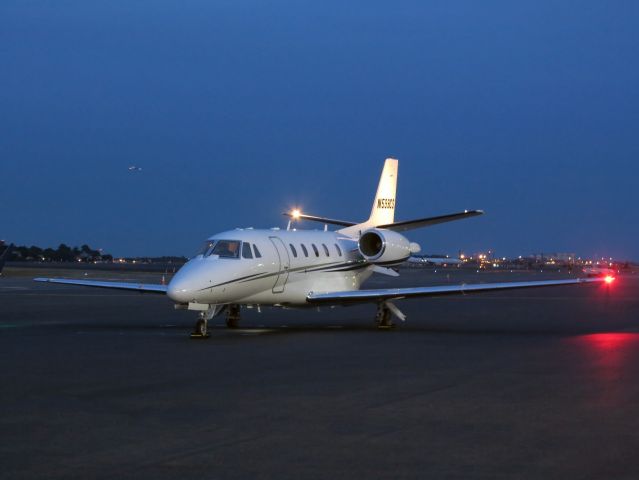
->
[167, 277, 192, 303]
[167, 262, 200, 303]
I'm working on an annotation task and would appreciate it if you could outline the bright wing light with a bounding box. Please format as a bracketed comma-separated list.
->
[291, 209, 301, 219]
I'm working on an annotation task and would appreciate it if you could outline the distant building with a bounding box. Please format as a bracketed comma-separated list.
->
[531, 253, 576, 263]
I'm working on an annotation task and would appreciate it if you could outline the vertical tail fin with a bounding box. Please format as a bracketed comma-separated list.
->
[336, 158, 399, 236]
[368, 158, 398, 226]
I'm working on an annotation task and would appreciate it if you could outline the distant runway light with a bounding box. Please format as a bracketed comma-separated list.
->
[604, 275, 615, 284]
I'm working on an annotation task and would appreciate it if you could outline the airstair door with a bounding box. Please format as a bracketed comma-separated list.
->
[269, 236, 290, 293]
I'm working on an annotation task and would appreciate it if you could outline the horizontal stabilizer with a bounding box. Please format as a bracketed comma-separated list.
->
[307, 277, 609, 305]
[34, 277, 168, 294]
[377, 210, 484, 232]
[282, 212, 356, 227]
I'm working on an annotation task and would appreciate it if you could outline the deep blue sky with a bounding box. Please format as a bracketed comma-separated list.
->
[2, 1, 638, 259]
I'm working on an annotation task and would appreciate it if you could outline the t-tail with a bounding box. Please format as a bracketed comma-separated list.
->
[283, 157, 484, 233]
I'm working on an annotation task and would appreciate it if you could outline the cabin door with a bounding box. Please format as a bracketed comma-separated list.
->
[269, 236, 290, 293]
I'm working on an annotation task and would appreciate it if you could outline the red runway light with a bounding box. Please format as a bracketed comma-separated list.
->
[604, 275, 615, 284]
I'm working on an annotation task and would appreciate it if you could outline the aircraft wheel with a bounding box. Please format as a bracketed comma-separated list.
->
[190, 318, 210, 339]
[375, 304, 394, 329]
[226, 304, 241, 329]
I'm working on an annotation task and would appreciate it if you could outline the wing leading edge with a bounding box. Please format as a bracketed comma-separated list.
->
[306, 277, 609, 305]
[34, 277, 168, 294]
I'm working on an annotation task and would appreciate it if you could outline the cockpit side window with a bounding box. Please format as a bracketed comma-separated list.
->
[253, 244, 262, 258]
[242, 242, 253, 259]
[208, 240, 241, 258]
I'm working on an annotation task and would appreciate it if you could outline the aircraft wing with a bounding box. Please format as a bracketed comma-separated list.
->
[377, 210, 484, 232]
[306, 277, 610, 305]
[34, 277, 168, 294]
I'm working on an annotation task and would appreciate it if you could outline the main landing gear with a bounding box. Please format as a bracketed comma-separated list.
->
[226, 304, 241, 329]
[375, 301, 406, 329]
[375, 303, 394, 329]
[190, 304, 242, 338]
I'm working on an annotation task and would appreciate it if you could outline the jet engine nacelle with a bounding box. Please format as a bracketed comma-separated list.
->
[358, 229, 420, 264]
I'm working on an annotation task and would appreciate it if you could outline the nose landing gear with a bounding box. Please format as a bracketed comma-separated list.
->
[191, 313, 210, 339]
[190, 304, 225, 339]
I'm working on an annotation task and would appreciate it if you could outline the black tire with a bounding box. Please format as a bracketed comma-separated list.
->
[194, 319, 207, 336]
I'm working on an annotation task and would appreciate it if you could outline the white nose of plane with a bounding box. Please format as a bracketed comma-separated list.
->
[167, 276, 192, 304]
[167, 260, 203, 303]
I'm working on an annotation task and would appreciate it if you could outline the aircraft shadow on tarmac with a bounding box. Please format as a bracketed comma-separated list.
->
[31, 320, 639, 337]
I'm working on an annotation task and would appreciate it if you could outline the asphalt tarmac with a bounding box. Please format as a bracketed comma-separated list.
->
[1, 267, 638, 479]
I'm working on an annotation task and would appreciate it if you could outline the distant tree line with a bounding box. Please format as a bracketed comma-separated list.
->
[2, 243, 113, 263]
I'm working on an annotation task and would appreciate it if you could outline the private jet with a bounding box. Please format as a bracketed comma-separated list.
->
[35, 159, 614, 337]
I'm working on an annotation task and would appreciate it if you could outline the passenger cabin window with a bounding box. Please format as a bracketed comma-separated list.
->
[334, 243, 342, 256]
[301, 244, 309, 257]
[208, 240, 241, 258]
[253, 244, 262, 258]
[242, 242, 253, 259]
[289, 244, 298, 258]
[311, 244, 319, 257]
[322, 244, 330, 256]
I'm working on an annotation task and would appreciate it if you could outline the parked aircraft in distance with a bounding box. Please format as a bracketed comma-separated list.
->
[35, 158, 614, 337]
[407, 255, 462, 266]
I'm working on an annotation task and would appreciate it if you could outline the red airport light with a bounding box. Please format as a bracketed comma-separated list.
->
[604, 275, 615, 284]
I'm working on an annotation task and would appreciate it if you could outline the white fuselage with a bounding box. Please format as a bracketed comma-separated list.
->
[167, 229, 374, 306]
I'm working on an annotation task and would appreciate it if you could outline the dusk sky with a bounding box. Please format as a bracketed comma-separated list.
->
[2, 1, 638, 259]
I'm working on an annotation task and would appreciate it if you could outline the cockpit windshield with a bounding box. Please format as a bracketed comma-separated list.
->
[195, 240, 215, 257]
[210, 240, 241, 258]
[195, 239, 242, 258]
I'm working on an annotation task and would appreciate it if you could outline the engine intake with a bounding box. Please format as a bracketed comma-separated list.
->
[358, 229, 417, 264]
